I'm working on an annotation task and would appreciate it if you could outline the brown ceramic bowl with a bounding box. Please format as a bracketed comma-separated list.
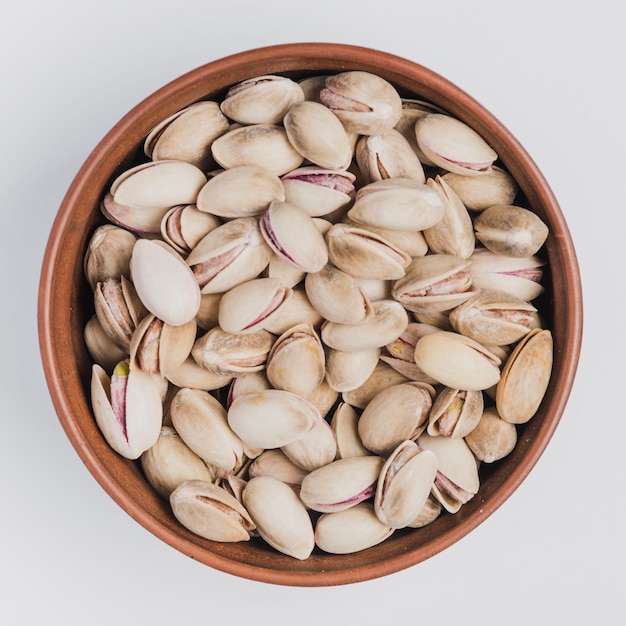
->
[38, 43, 582, 586]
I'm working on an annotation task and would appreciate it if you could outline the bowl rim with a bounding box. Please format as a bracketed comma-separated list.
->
[38, 42, 583, 586]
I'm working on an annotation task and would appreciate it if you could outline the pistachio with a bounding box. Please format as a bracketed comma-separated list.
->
[464, 407, 517, 463]
[84, 224, 136, 290]
[441, 166, 518, 211]
[160, 204, 221, 255]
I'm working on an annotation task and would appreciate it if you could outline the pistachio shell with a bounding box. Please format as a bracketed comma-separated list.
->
[261, 288, 324, 335]
[325, 347, 380, 393]
[342, 218, 429, 258]
[306, 378, 340, 420]
[83, 224, 137, 290]
[225, 371, 272, 408]
[84, 315, 129, 373]
[165, 357, 232, 391]
[341, 361, 409, 409]
[281, 414, 337, 471]
[407, 495, 442, 528]
[427, 388, 484, 439]
[441, 166, 518, 211]
[160, 204, 221, 255]
[248, 449, 309, 489]
[330, 402, 371, 459]
[464, 407, 517, 463]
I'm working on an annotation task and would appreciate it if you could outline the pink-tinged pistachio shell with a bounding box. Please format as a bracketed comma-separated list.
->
[427, 388, 484, 439]
[220, 75, 305, 125]
[130, 239, 201, 326]
[160, 204, 221, 255]
[248, 449, 308, 490]
[140, 426, 215, 498]
[170, 387, 244, 472]
[284, 100, 353, 170]
[218, 277, 292, 335]
[260, 200, 328, 273]
[93, 275, 147, 352]
[196, 165, 285, 219]
[374, 440, 438, 528]
[315, 502, 394, 554]
[330, 402, 371, 460]
[191, 326, 274, 377]
[170, 479, 254, 542]
[358, 382, 435, 455]
[469, 247, 545, 301]
[473, 204, 549, 257]
[424, 175, 475, 259]
[414, 330, 502, 391]
[496, 328, 553, 424]
[84, 224, 137, 290]
[320, 71, 403, 136]
[211, 124, 304, 176]
[266, 324, 325, 399]
[110, 160, 207, 209]
[243, 476, 315, 560]
[407, 495, 442, 528]
[341, 361, 409, 409]
[165, 357, 232, 391]
[321, 299, 409, 352]
[84, 315, 129, 373]
[391, 254, 477, 314]
[262, 288, 324, 336]
[465, 407, 517, 463]
[415, 113, 498, 176]
[282, 414, 337, 471]
[325, 347, 380, 393]
[356, 130, 426, 184]
[380, 322, 439, 383]
[228, 389, 320, 449]
[281, 167, 355, 217]
[394, 98, 447, 166]
[225, 371, 272, 409]
[305, 264, 373, 325]
[186, 216, 273, 295]
[326, 223, 411, 280]
[348, 178, 445, 232]
[442, 166, 518, 211]
[300, 455, 385, 513]
[100, 193, 175, 235]
[91, 362, 163, 460]
[144, 101, 230, 166]
[449, 288, 540, 346]
[417, 433, 480, 513]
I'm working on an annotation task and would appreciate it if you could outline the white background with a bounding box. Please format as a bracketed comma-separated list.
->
[2, 1, 623, 624]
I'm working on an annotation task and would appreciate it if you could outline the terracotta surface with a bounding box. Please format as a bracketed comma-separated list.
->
[37, 43, 583, 586]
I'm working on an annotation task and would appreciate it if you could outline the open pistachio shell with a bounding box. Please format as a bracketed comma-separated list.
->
[160, 204, 221, 255]
[84, 224, 136, 290]
[170, 479, 254, 543]
[427, 388, 484, 439]
[243, 476, 315, 560]
[225, 371, 272, 408]
[464, 407, 517, 463]
[394, 98, 447, 165]
[261, 288, 323, 335]
[342, 218, 429, 258]
[84, 315, 129, 373]
[407, 495, 442, 528]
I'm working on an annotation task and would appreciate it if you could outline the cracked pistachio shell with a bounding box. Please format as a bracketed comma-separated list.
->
[442, 166, 518, 211]
[165, 357, 232, 391]
[415, 113, 498, 176]
[186, 216, 273, 295]
[91, 362, 163, 460]
[380, 322, 439, 383]
[326, 223, 411, 280]
[358, 382, 435, 456]
[348, 178, 445, 232]
[391, 254, 477, 314]
[473, 204, 549, 258]
[260, 200, 328, 273]
[248, 449, 308, 490]
[342, 218, 429, 258]
[262, 288, 324, 336]
[144, 101, 230, 167]
[284, 100, 353, 170]
[281, 167, 355, 217]
[140, 426, 215, 498]
[170, 388, 244, 472]
[414, 330, 502, 391]
[449, 288, 540, 346]
[110, 160, 207, 209]
[407, 495, 442, 528]
[330, 402, 370, 460]
[225, 371, 272, 409]
[427, 388, 484, 439]
[496, 328, 553, 424]
[353, 276, 392, 301]
[305, 264, 373, 325]
[191, 326, 274, 377]
[211, 124, 304, 176]
[228, 389, 320, 449]
[196, 165, 285, 219]
[100, 192, 169, 235]
[325, 347, 380, 393]
[321, 299, 409, 352]
[417, 433, 480, 513]
[394, 98, 447, 165]
[170, 479, 254, 542]
[469, 248, 545, 301]
[464, 407, 517, 463]
[243, 476, 314, 560]
[315, 502, 394, 554]
[300, 455, 385, 513]
[220, 75, 305, 125]
[84, 315, 129, 373]
[281, 413, 337, 471]
[84, 224, 136, 290]
[424, 175, 475, 259]
[130, 239, 201, 326]
[320, 71, 403, 136]
[218, 277, 292, 335]
[356, 129, 425, 184]
[374, 440, 438, 528]
[342, 361, 409, 409]
[160, 204, 221, 255]
[266, 324, 325, 399]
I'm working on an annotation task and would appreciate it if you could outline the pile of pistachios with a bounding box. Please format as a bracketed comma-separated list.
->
[84, 70, 553, 560]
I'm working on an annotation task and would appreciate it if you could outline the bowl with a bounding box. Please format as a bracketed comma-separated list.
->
[38, 42, 583, 586]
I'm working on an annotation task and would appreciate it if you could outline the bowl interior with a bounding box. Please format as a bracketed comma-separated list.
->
[38, 43, 582, 586]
